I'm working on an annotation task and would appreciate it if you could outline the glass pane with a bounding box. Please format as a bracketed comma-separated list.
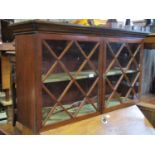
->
[105, 42, 140, 108]
[76, 79, 98, 116]
[42, 106, 71, 126]
[42, 39, 99, 126]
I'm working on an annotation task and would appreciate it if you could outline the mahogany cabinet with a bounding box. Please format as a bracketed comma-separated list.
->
[10, 20, 148, 133]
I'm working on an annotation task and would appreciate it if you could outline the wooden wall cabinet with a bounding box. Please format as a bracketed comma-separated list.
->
[10, 20, 148, 133]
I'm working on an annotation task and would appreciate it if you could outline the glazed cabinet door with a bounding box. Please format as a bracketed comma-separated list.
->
[104, 38, 143, 110]
[40, 34, 102, 128]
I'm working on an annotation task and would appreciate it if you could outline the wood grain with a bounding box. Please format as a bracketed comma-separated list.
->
[10, 21, 147, 133]
[15, 34, 42, 133]
[10, 20, 148, 38]
[41, 105, 155, 135]
[138, 95, 155, 127]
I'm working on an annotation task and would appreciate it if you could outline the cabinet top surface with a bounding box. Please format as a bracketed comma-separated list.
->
[41, 105, 155, 135]
[10, 20, 149, 38]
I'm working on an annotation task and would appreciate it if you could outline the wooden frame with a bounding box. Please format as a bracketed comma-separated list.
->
[104, 40, 143, 104]
[10, 20, 148, 134]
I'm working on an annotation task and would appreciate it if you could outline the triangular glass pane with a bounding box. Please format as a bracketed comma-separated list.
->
[61, 42, 85, 72]
[75, 58, 98, 95]
[128, 43, 139, 53]
[106, 45, 115, 69]
[127, 90, 135, 100]
[76, 81, 98, 117]
[106, 100, 120, 108]
[117, 76, 130, 97]
[125, 71, 138, 84]
[77, 62, 97, 81]
[106, 43, 123, 72]
[42, 84, 72, 126]
[42, 41, 56, 75]
[77, 103, 96, 116]
[42, 88, 56, 123]
[109, 42, 123, 54]
[105, 54, 124, 104]
[45, 40, 69, 57]
[105, 76, 127, 108]
[75, 78, 95, 94]
[44, 81, 70, 99]
[89, 46, 99, 72]
[105, 78, 113, 100]
[78, 41, 97, 56]
[43, 106, 71, 126]
[128, 43, 141, 71]
[42, 63, 71, 84]
[105, 84, 123, 108]
[60, 82, 85, 115]
[42, 87, 56, 125]
[42, 86, 56, 107]
[117, 46, 131, 68]
[70, 42, 98, 92]
[42, 40, 72, 83]
[117, 76, 134, 102]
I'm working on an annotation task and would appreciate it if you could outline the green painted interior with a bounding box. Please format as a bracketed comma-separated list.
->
[42, 97, 131, 125]
[42, 69, 136, 83]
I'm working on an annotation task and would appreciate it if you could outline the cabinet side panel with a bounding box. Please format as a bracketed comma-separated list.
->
[15, 35, 38, 130]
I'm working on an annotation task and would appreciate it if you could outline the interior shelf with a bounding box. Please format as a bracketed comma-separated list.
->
[42, 97, 131, 125]
[42, 102, 97, 125]
[42, 70, 97, 83]
[106, 97, 132, 108]
[42, 69, 137, 83]
[106, 68, 137, 76]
